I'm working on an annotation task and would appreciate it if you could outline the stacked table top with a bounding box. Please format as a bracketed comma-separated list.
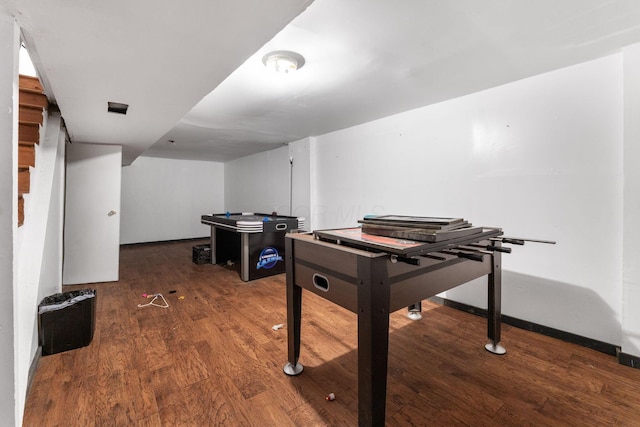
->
[358, 215, 482, 243]
[313, 215, 502, 257]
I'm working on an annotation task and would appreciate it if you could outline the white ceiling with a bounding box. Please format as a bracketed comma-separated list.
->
[5, 0, 640, 164]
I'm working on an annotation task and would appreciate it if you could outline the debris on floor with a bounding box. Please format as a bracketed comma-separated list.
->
[138, 293, 169, 309]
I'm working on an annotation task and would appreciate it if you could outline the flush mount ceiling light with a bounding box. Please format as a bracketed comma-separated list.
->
[262, 50, 305, 74]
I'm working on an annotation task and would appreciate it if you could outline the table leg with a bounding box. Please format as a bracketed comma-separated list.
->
[240, 233, 250, 282]
[407, 301, 422, 320]
[485, 250, 506, 355]
[209, 226, 217, 265]
[357, 257, 391, 427]
[284, 236, 303, 375]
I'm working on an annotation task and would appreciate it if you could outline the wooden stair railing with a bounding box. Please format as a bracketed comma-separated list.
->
[18, 74, 48, 227]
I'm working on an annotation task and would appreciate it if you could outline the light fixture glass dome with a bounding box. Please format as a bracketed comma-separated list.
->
[262, 50, 305, 74]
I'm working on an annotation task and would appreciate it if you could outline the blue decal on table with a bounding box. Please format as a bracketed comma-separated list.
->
[257, 247, 283, 269]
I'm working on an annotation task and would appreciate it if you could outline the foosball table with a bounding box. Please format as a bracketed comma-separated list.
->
[282, 215, 550, 426]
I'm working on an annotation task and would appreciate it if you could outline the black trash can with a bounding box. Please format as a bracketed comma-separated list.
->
[38, 289, 97, 356]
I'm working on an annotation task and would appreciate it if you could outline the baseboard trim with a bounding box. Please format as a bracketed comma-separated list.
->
[617, 351, 640, 369]
[429, 297, 622, 359]
[120, 236, 209, 247]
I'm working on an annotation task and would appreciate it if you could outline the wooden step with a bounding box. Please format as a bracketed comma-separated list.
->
[19, 90, 48, 109]
[18, 168, 30, 196]
[18, 122, 40, 144]
[19, 75, 44, 93]
[17, 76, 44, 228]
[19, 103, 44, 125]
[19, 143, 35, 168]
[18, 196, 24, 227]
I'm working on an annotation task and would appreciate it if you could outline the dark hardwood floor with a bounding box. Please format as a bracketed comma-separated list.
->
[23, 239, 640, 426]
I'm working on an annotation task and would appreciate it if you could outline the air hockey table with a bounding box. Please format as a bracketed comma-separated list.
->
[283, 226, 508, 427]
[201, 212, 305, 281]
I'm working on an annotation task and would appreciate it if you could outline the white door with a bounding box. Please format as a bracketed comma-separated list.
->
[63, 143, 122, 284]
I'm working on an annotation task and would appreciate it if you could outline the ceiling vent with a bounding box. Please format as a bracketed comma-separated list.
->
[107, 102, 129, 115]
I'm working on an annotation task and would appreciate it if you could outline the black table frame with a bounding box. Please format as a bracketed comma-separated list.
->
[283, 232, 504, 426]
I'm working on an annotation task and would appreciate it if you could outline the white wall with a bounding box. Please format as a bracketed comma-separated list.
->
[225, 145, 290, 214]
[37, 117, 66, 303]
[225, 138, 311, 224]
[623, 43, 640, 357]
[289, 138, 312, 228]
[309, 54, 624, 347]
[0, 12, 18, 427]
[16, 113, 66, 423]
[120, 156, 225, 244]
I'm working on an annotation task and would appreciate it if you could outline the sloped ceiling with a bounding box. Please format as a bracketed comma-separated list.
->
[5, 0, 640, 164]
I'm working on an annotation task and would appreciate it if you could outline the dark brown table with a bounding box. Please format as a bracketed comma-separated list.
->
[283, 228, 506, 426]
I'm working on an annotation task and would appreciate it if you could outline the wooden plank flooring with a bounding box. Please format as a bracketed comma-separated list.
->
[23, 239, 640, 426]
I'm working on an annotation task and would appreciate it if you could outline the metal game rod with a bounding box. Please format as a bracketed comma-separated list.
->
[441, 249, 484, 262]
[467, 243, 512, 253]
[458, 245, 493, 255]
[490, 237, 556, 245]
